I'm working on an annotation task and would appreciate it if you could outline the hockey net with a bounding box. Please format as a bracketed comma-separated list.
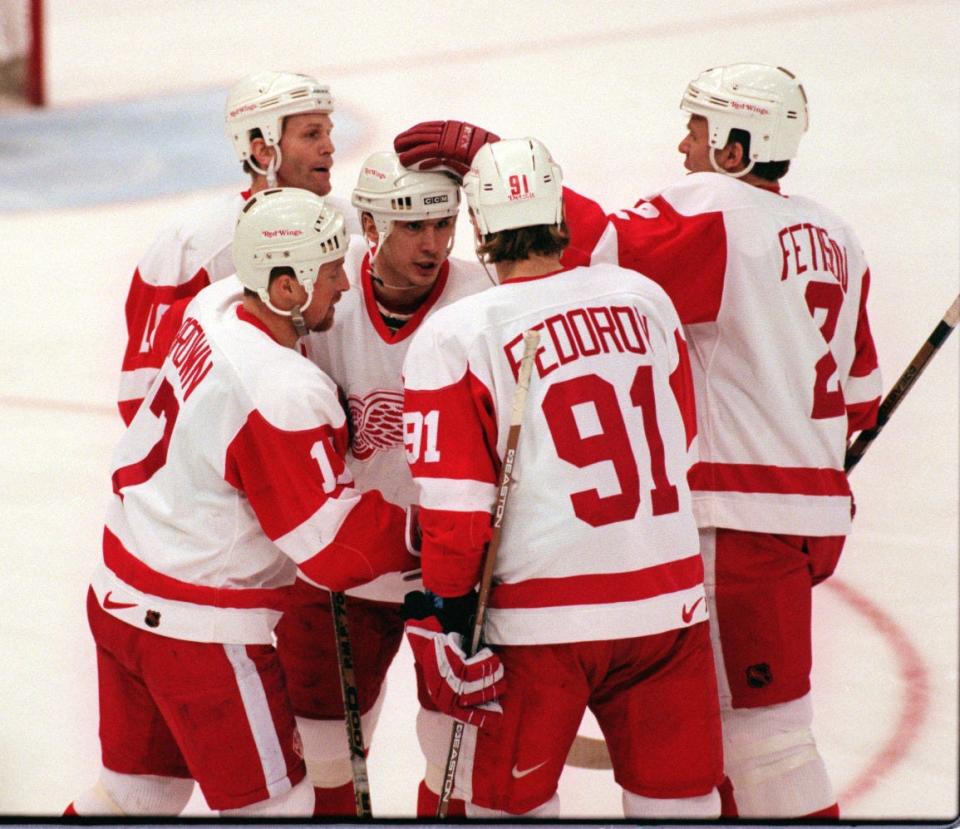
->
[0, 0, 43, 106]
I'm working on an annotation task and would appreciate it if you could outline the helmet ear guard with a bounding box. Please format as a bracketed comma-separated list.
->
[681, 63, 808, 167]
[233, 187, 349, 324]
[463, 137, 564, 237]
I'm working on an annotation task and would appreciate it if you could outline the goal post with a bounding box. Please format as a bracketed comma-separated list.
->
[0, 0, 44, 106]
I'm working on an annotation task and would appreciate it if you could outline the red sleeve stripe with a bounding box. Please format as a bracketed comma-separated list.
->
[419, 507, 492, 597]
[559, 186, 609, 269]
[612, 197, 726, 325]
[849, 267, 880, 378]
[405, 370, 499, 483]
[669, 328, 698, 450]
[488, 554, 703, 609]
[846, 398, 880, 437]
[103, 527, 290, 610]
[224, 412, 349, 542]
[689, 462, 850, 496]
[122, 267, 210, 372]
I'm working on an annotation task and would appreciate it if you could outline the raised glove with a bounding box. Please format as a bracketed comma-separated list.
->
[405, 615, 505, 729]
[394, 120, 501, 177]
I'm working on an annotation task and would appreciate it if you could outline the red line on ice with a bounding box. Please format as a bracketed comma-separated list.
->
[825, 577, 931, 807]
[0, 394, 115, 417]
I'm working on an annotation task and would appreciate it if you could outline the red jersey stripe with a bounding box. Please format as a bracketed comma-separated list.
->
[103, 527, 291, 610]
[488, 554, 703, 609]
[689, 462, 850, 496]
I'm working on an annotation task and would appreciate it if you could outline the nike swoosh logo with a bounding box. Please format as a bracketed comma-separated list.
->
[681, 596, 704, 624]
[511, 760, 548, 779]
[103, 591, 137, 610]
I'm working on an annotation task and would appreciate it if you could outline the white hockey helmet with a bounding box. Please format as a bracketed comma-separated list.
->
[225, 71, 333, 182]
[680, 63, 808, 164]
[351, 151, 460, 248]
[463, 137, 563, 236]
[233, 187, 348, 317]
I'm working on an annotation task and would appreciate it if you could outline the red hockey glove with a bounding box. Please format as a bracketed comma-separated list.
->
[394, 120, 500, 177]
[405, 615, 505, 729]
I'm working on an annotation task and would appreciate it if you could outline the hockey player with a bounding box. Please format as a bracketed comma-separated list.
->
[401, 137, 724, 818]
[395, 65, 882, 818]
[68, 189, 418, 817]
[118, 70, 357, 424]
[394, 120, 609, 272]
[282, 152, 492, 815]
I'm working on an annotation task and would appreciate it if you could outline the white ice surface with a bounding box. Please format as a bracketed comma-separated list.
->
[0, 0, 957, 819]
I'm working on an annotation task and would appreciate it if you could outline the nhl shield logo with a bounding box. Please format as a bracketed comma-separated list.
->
[745, 662, 773, 688]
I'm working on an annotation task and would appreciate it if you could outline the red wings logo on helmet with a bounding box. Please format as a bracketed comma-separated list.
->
[348, 389, 405, 460]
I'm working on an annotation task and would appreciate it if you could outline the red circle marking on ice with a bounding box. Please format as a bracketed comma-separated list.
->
[824, 577, 931, 807]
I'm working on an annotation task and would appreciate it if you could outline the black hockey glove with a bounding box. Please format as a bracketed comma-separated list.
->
[401, 589, 478, 639]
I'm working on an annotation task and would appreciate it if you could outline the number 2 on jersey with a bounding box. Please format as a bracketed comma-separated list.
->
[805, 280, 845, 419]
[542, 367, 678, 527]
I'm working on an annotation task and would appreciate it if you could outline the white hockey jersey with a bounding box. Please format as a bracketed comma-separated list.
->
[402, 263, 705, 646]
[95, 276, 414, 645]
[118, 187, 357, 423]
[590, 173, 881, 536]
[302, 242, 492, 602]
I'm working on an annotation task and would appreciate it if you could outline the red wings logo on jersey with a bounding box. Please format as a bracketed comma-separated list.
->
[348, 389, 405, 460]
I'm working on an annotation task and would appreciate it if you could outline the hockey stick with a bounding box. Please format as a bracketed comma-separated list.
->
[844, 293, 959, 473]
[564, 293, 960, 773]
[436, 328, 541, 818]
[330, 590, 373, 817]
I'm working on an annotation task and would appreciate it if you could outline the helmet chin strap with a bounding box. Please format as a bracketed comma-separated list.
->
[248, 145, 283, 188]
[471, 224, 499, 286]
[289, 304, 308, 337]
[362, 222, 403, 290]
[258, 279, 314, 337]
[710, 147, 755, 178]
[473, 240, 498, 286]
[478, 258, 498, 286]
[265, 145, 282, 189]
